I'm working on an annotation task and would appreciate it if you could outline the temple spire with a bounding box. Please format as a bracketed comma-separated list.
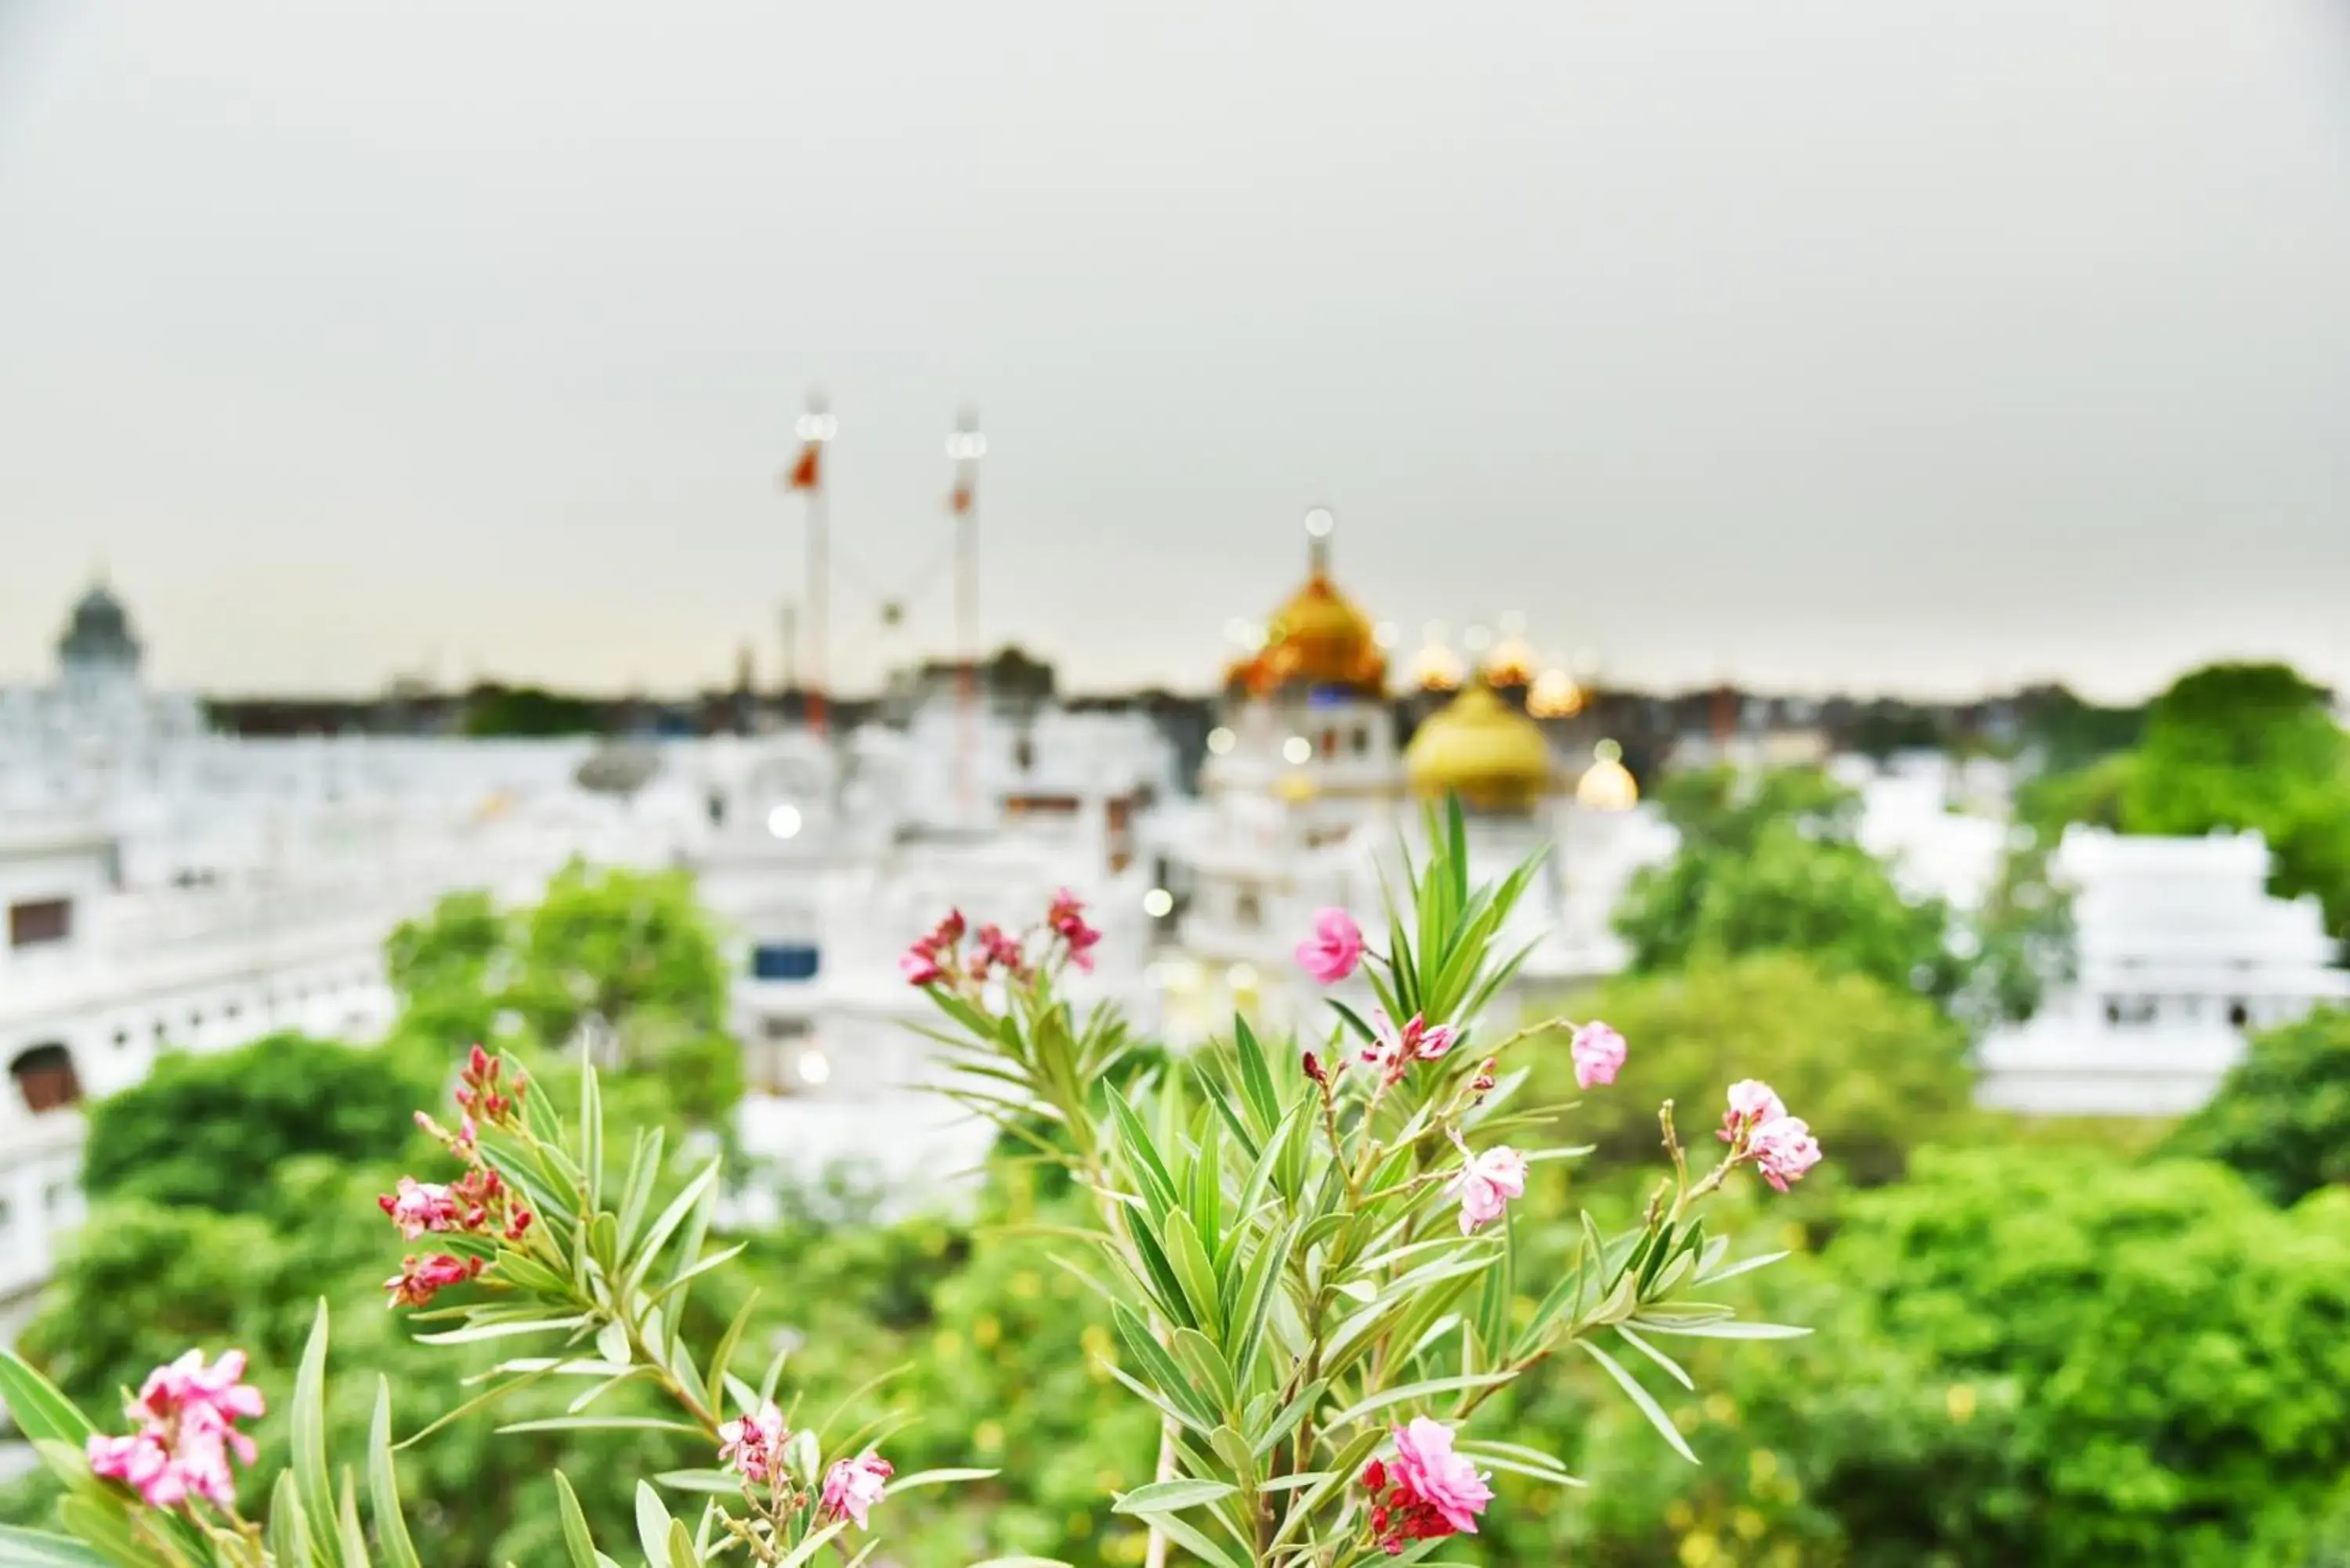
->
[1304, 505, 1334, 576]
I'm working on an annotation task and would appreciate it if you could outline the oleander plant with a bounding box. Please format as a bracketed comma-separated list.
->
[1, 807, 1822, 1567]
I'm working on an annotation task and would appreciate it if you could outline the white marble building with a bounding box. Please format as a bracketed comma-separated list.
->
[1976, 826, 2348, 1115]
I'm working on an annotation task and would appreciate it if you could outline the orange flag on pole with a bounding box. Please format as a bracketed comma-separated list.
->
[786, 443, 821, 491]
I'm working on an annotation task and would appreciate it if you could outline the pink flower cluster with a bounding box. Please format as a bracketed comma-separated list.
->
[718, 1402, 787, 1485]
[1046, 887, 1101, 973]
[820, 1450, 895, 1528]
[1296, 907, 1365, 984]
[1361, 1010, 1456, 1086]
[385, 1252, 484, 1308]
[85, 1350, 265, 1512]
[1447, 1139, 1528, 1236]
[901, 891, 1103, 990]
[454, 1042, 524, 1127]
[1719, 1078, 1823, 1191]
[1571, 1021, 1628, 1089]
[1360, 1418, 1492, 1554]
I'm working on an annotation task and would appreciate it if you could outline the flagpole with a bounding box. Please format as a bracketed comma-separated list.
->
[948, 410, 986, 821]
[790, 393, 837, 736]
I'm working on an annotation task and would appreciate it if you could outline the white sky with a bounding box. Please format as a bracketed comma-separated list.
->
[3, 1, 2348, 699]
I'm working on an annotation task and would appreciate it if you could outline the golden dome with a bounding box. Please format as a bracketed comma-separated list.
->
[1404, 685, 1553, 813]
[1574, 739, 1638, 811]
[1408, 640, 1466, 692]
[1229, 572, 1386, 697]
[1528, 667, 1585, 719]
[1482, 632, 1540, 689]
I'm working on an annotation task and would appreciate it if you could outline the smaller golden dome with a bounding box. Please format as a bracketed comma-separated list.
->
[1528, 667, 1584, 719]
[1482, 633, 1540, 688]
[1405, 685, 1553, 813]
[1409, 640, 1466, 692]
[1574, 739, 1638, 811]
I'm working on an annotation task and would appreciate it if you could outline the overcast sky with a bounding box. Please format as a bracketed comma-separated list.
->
[4, 2, 2348, 701]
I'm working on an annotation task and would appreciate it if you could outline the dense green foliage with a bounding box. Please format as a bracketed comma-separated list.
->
[1790, 1150, 2350, 1566]
[1622, 763, 2074, 1031]
[80, 1034, 429, 1212]
[2167, 1006, 2350, 1205]
[1542, 954, 1972, 1189]
[460, 683, 602, 737]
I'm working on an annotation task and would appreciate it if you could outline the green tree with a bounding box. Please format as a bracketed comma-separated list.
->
[2166, 1006, 2350, 1205]
[1803, 1148, 2350, 1566]
[1546, 953, 1973, 1189]
[79, 1034, 429, 1212]
[2120, 662, 2350, 940]
[461, 682, 602, 736]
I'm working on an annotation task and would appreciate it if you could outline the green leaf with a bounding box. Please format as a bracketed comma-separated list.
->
[1695, 1248, 1791, 1286]
[1231, 1016, 1280, 1129]
[269, 1471, 316, 1568]
[773, 1521, 849, 1567]
[624, 1160, 720, 1294]
[666, 1518, 699, 1568]
[580, 1059, 604, 1213]
[497, 1415, 707, 1436]
[0, 1351, 94, 1447]
[1162, 1211, 1224, 1331]
[292, 1299, 337, 1564]
[368, 1378, 425, 1568]
[1632, 1319, 1812, 1340]
[1111, 1477, 1240, 1515]
[51, 1498, 144, 1568]
[552, 1472, 601, 1568]
[1581, 1339, 1697, 1464]
[0, 1525, 114, 1566]
[633, 1481, 675, 1566]
[412, 1314, 592, 1346]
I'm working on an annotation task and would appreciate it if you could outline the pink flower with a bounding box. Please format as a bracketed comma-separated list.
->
[89, 1349, 265, 1514]
[384, 1252, 483, 1309]
[1048, 888, 1102, 973]
[820, 1449, 895, 1528]
[898, 948, 944, 986]
[718, 1403, 787, 1484]
[87, 1431, 182, 1509]
[1361, 1011, 1457, 1085]
[1362, 1418, 1493, 1552]
[976, 923, 1028, 980]
[378, 1176, 461, 1240]
[1718, 1078, 1788, 1146]
[1295, 907, 1365, 985]
[900, 911, 967, 987]
[1571, 1021, 1627, 1089]
[1750, 1115, 1823, 1192]
[1446, 1142, 1528, 1236]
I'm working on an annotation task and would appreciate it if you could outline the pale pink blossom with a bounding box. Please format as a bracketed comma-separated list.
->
[1749, 1115, 1823, 1191]
[718, 1403, 787, 1484]
[820, 1449, 895, 1528]
[1361, 1011, 1457, 1085]
[898, 948, 944, 986]
[1447, 1143, 1528, 1236]
[378, 1176, 461, 1240]
[1570, 1021, 1628, 1089]
[1362, 1418, 1493, 1551]
[87, 1431, 182, 1509]
[1295, 907, 1365, 985]
[1718, 1078, 1788, 1145]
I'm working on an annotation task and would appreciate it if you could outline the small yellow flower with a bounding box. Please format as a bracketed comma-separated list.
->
[1734, 1506, 1766, 1541]
[973, 1419, 1004, 1454]
[1704, 1393, 1737, 1425]
[1749, 1449, 1781, 1486]
[1679, 1531, 1720, 1566]
[972, 1315, 1002, 1350]
[1010, 1270, 1041, 1299]
[1947, 1383, 1977, 1424]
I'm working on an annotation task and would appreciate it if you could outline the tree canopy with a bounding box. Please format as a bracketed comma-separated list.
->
[2166, 1006, 2350, 1205]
